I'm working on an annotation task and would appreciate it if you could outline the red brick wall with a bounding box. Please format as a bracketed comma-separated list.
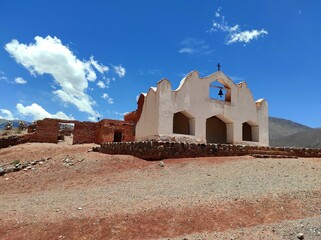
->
[34, 119, 59, 143]
[3, 118, 134, 146]
[73, 122, 97, 144]
[95, 119, 135, 143]
[124, 94, 144, 123]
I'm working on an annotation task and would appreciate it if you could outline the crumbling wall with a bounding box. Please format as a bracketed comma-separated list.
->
[34, 119, 59, 143]
[27, 124, 36, 133]
[0, 118, 135, 148]
[100, 141, 321, 160]
[0, 135, 27, 149]
[95, 119, 135, 143]
[73, 121, 97, 144]
[124, 94, 144, 123]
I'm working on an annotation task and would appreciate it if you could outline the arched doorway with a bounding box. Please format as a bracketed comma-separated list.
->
[206, 116, 227, 143]
[242, 121, 259, 142]
[242, 122, 252, 141]
[173, 111, 195, 135]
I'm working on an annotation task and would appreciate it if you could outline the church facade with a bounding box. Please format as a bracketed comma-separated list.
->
[125, 70, 269, 146]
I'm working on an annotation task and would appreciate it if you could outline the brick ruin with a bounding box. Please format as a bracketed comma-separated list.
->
[0, 118, 135, 148]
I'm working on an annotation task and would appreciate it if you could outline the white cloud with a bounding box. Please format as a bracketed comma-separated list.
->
[16, 103, 73, 121]
[139, 69, 162, 76]
[178, 37, 213, 55]
[209, 7, 268, 45]
[0, 72, 8, 82]
[88, 116, 97, 122]
[114, 111, 128, 116]
[113, 65, 126, 78]
[4, 36, 105, 116]
[90, 56, 109, 74]
[53, 89, 96, 115]
[97, 80, 108, 89]
[227, 29, 268, 45]
[215, 7, 222, 17]
[15, 77, 27, 84]
[179, 47, 196, 54]
[0, 109, 14, 120]
[101, 93, 114, 104]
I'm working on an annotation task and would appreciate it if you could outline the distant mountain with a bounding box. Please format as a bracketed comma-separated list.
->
[269, 117, 311, 140]
[269, 117, 321, 148]
[0, 119, 31, 130]
[0, 119, 8, 125]
[272, 128, 321, 148]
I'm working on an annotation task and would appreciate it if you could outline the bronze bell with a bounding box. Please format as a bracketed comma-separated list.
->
[218, 89, 223, 98]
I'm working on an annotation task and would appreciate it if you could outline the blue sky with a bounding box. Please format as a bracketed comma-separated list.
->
[0, 0, 320, 127]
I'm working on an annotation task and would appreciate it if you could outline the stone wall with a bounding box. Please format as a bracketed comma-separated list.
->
[0, 135, 27, 149]
[0, 133, 39, 149]
[100, 141, 321, 160]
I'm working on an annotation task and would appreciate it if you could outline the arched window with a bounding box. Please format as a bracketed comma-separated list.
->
[209, 80, 231, 102]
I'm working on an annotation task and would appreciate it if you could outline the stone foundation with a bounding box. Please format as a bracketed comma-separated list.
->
[100, 141, 321, 160]
[0, 135, 27, 149]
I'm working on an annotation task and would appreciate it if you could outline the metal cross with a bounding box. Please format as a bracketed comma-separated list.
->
[217, 63, 221, 71]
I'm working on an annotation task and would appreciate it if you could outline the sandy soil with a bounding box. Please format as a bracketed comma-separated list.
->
[0, 141, 321, 240]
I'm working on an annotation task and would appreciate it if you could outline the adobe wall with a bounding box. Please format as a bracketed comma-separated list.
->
[34, 118, 60, 143]
[0, 118, 135, 148]
[100, 141, 321, 160]
[73, 121, 97, 144]
[135, 71, 269, 145]
[30, 118, 99, 144]
[124, 94, 144, 123]
[95, 119, 135, 143]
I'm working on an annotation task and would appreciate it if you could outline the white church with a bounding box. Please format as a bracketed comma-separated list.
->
[125, 68, 269, 146]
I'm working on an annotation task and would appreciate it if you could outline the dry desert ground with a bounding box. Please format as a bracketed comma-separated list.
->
[1, 140, 321, 240]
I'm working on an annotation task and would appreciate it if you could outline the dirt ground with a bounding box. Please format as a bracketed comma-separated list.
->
[0, 129, 28, 138]
[1, 140, 321, 240]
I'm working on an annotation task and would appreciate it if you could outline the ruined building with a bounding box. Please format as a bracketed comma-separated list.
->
[125, 70, 269, 146]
